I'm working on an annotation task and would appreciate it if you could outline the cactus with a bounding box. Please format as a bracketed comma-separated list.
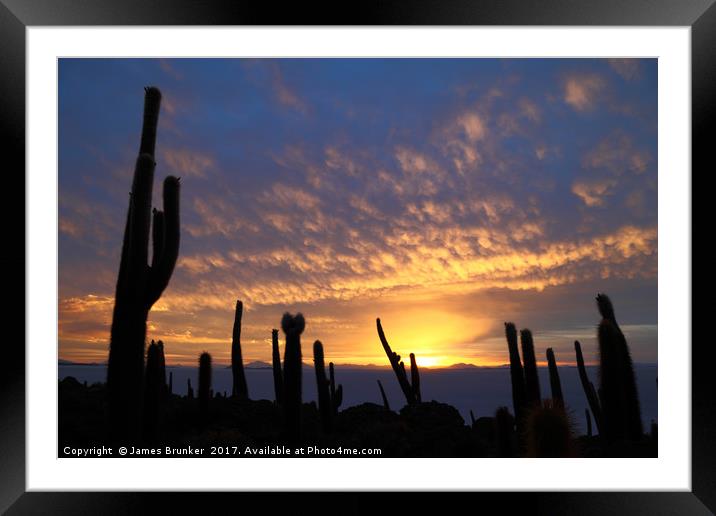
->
[198, 352, 212, 417]
[409, 353, 421, 402]
[313, 340, 332, 433]
[157, 340, 167, 400]
[545, 347, 564, 409]
[187, 378, 194, 399]
[596, 293, 643, 442]
[504, 322, 527, 430]
[107, 86, 180, 442]
[168, 371, 173, 395]
[271, 328, 283, 405]
[470, 409, 477, 428]
[377, 379, 390, 410]
[231, 300, 249, 400]
[520, 329, 541, 406]
[586, 409, 593, 438]
[525, 400, 574, 457]
[376, 318, 419, 405]
[495, 406, 516, 457]
[142, 340, 162, 442]
[575, 340, 603, 436]
[281, 313, 305, 443]
[329, 362, 343, 414]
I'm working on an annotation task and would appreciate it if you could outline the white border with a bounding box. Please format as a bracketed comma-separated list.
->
[27, 27, 690, 491]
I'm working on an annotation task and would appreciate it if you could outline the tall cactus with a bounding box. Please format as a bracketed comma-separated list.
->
[376, 318, 418, 405]
[409, 353, 421, 403]
[504, 322, 526, 429]
[520, 329, 541, 405]
[198, 352, 212, 418]
[586, 409, 593, 438]
[575, 340, 603, 436]
[231, 300, 249, 400]
[281, 313, 305, 443]
[157, 340, 167, 400]
[313, 340, 332, 433]
[107, 86, 180, 442]
[329, 362, 343, 414]
[545, 347, 564, 409]
[271, 328, 283, 405]
[187, 378, 194, 399]
[596, 293, 643, 442]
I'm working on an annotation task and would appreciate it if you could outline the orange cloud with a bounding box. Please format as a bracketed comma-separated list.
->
[564, 74, 605, 112]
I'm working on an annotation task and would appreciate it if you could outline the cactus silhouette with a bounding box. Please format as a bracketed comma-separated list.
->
[187, 378, 194, 399]
[313, 340, 333, 433]
[157, 340, 167, 400]
[586, 408, 593, 438]
[526, 400, 574, 457]
[168, 371, 173, 395]
[575, 340, 603, 436]
[231, 300, 249, 400]
[377, 379, 390, 410]
[271, 328, 283, 405]
[520, 329, 541, 406]
[504, 322, 527, 431]
[107, 86, 180, 442]
[376, 318, 419, 405]
[142, 340, 162, 442]
[596, 293, 643, 442]
[545, 347, 564, 409]
[329, 362, 343, 414]
[495, 406, 516, 457]
[198, 352, 212, 418]
[281, 313, 305, 443]
[409, 353, 421, 402]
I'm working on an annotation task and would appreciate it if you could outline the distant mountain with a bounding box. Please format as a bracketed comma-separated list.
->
[58, 359, 106, 366]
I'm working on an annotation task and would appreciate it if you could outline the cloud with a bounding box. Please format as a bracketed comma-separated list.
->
[572, 179, 616, 207]
[582, 130, 651, 175]
[270, 62, 308, 114]
[161, 148, 214, 178]
[564, 74, 606, 112]
[608, 59, 642, 81]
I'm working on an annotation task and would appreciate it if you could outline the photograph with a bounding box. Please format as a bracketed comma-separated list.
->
[57, 57, 659, 459]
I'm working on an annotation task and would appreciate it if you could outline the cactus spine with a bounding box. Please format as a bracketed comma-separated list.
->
[231, 300, 249, 400]
[313, 340, 332, 433]
[377, 379, 390, 410]
[376, 318, 418, 405]
[281, 313, 305, 444]
[107, 86, 180, 442]
[545, 347, 564, 409]
[198, 352, 212, 417]
[520, 329, 541, 406]
[596, 293, 643, 442]
[271, 328, 283, 405]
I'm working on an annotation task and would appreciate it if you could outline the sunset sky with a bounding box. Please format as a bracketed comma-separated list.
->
[58, 58, 657, 367]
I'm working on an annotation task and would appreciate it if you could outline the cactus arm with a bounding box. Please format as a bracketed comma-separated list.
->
[334, 384, 343, 411]
[145, 176, 180, 308]
[377, 379, 390, 410]
[150, 208, 165, 271]
[574, 340, 603, 436]
[140, 86, 161, 155]
[198, 352, 212, 417]
[376, 318, 416, 405]
[586, 409, 593, 438]
[409, 353, 421, 402]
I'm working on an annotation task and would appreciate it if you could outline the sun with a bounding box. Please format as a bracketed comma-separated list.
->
[415, 356, 442, 368]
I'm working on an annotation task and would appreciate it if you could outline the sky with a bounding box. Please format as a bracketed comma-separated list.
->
[58, 58, 658, 367]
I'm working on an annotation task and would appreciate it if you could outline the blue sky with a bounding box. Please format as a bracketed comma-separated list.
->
[58, 58, 657, 367]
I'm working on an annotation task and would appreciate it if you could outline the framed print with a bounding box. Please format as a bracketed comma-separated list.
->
[1, 0, 712, 513]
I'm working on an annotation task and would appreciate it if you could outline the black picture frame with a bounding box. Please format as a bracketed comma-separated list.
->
[1, 1, 711, 513]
